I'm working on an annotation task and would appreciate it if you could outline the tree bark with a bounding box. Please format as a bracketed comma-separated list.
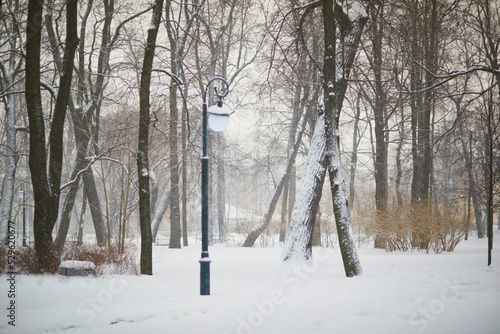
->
[181, 91, 189, 246]
[0, 8, 21, 244]
[217, 133, 227, 243]
[151, 183, 171, 240]
[137, 0, 163, 275]
[369, 3, 389, 249]
[26, 0, 78, 271]
[168, 73, 182, 249]
[165, 3, 182, 249]
[281, 113, 327, 260]
[322, 0, 366, 277]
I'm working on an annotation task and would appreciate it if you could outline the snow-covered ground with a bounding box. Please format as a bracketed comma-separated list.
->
[2, 234, 499, 334]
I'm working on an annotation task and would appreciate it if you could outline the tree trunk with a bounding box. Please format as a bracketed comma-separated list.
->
[0, 58, 19, 245]
[279, 48, 305, 242]
[281, 113, 327, 260]
[485, 92, 495, 265]
[348, 93, 362, 218]
[165, 3, 182, 249]
[311, 207, 322, 247]
[168, 74, 182, 249]
[26, 0, 78, 271]
[151, 183, 171, 240]
[54, 169, 81, 251]
[370, 3, 389, 249]
[459, 131, 485, 238]
[181, 96, 189, 246]
[217, 133, 227, 243]
[82, 169, 107, 245]
[137, 0, 164, 275]
[243, 109, 311, 247]
[322, 0, 366, 277]
[0, 0, 23, 242]
[77, 191, 87, 246]
[46, 0, 111, 248]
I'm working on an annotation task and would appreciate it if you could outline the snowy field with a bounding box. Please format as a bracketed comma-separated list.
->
[2, 234, 500, 334]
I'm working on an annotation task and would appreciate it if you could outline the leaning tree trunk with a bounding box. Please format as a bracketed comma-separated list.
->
[281, 113, 327, 260]
[243, 110, 311, 247]
[47, 0, 109, 249]
[151, 182, 171, 240]
[82, 169, 107, 245]
[322, 0, 367, 277]
[281, 1, 367, 278]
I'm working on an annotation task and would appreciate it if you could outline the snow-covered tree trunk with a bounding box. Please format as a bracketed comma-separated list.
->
[243, 110, 311, 247]
[281, 113, 327, 260]
[322, 0, 368, 277]
[282, 0, 367, 277]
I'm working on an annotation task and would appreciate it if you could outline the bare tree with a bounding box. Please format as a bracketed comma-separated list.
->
[0, 0, 25, 244]
[282, 0, 367, 277]
[138, 0, 164, 275]
[25, 0, 78, 271]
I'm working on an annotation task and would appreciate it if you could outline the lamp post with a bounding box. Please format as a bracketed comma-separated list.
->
[200, 77, 230, 296]
[19, 189, 26, 247]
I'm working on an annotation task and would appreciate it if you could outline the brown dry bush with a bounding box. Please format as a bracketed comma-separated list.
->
[61, 241, 139, 275]
[367, 202, 467, 253]
[1, 241, 138, 275]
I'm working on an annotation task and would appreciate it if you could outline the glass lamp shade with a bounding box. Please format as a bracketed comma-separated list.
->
[207, 105, 230, 132]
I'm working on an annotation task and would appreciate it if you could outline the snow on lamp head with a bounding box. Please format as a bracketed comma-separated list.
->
[207, 103, 230, 132]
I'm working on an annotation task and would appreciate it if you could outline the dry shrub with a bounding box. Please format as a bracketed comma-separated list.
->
[14, 246, 41, 273]
[62, 241, 139, 275]
[0, 240, 138, 275]
[0, 246, 48, 274]
[367, 202, 467, 253]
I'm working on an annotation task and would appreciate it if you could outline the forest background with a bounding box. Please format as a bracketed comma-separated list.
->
[0, 0, 499, 274]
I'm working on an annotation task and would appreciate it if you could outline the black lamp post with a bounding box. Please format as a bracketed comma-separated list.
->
[200, 77, 230, 296]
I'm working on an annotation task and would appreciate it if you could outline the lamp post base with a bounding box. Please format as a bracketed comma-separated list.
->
[199, 256, 211, 295]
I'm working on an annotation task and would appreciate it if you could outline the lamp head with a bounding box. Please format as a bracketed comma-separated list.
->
[207, 103, 230, 132]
